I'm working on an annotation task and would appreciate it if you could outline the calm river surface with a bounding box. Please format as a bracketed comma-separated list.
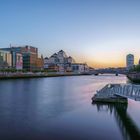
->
[0, 75, 140, 140]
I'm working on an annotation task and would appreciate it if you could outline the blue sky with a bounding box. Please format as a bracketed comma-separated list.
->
[0, 0, 140, 68]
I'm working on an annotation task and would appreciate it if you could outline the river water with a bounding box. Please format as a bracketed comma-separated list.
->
[0, 75, 140, 140]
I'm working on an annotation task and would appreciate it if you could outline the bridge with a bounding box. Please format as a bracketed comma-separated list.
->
[90, 69, 127, 75]
[92, 84, 140, 102]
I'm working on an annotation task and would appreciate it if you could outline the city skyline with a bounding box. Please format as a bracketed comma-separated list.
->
[0, 0, 140, 68]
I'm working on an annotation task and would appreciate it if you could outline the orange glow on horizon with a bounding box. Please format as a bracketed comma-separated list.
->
[74, 54, 140, 69]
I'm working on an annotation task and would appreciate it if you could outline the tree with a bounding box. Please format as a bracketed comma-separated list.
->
[130, 65, 140, 72]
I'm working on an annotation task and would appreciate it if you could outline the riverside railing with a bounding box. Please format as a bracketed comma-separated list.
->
[98, 84, 140, 101]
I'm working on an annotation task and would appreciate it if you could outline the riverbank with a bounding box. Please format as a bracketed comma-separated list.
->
[127, 72, 140, 83]
[0, 72, 91, 80]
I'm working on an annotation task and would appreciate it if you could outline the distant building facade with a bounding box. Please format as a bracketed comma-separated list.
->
[1, 45, 39, 71]
[10, 51, 23, 70]
[72, 63, 89, 73]
[44, 50, 89, 73]
[36, 55, 44, 70]
[126, 54, 134, 70]
[0, 50, 12, 69]
[15, 53, 23, 70]
[20, 46, 38, 71]
[44, 50, 75, 72]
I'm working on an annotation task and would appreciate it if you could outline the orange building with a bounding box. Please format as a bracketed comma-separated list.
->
[36, 55, 44, 70]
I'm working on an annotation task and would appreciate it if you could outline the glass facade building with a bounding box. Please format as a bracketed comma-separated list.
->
[1, 46, 38, 71]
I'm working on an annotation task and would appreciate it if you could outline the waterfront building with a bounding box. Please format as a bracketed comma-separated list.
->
[44, 50, 75, 72]
[126, 54, 134, 70]
[36, 55, 44, 70]
[71, 63, 89, 73]
[44, 50, 89, 73]
[0, 50, 12, 69]
[21, 46, 38, 71]
[8, 51, 23, 70]
[1, 46, 39, 71]
[15, 53, 23, 70]
[44, 57, 49, 69]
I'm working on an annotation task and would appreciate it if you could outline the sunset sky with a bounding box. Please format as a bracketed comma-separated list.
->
[0, 0, 140, 68]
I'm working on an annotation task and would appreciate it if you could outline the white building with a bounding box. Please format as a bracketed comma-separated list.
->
[72, 63, 89, 73]
[44, 50, 89, 73]
[44, 50, 75, 72]
[126, 54, 134, 70]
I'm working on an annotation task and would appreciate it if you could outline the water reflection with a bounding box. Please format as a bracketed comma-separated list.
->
[92, 103, 140, 140]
